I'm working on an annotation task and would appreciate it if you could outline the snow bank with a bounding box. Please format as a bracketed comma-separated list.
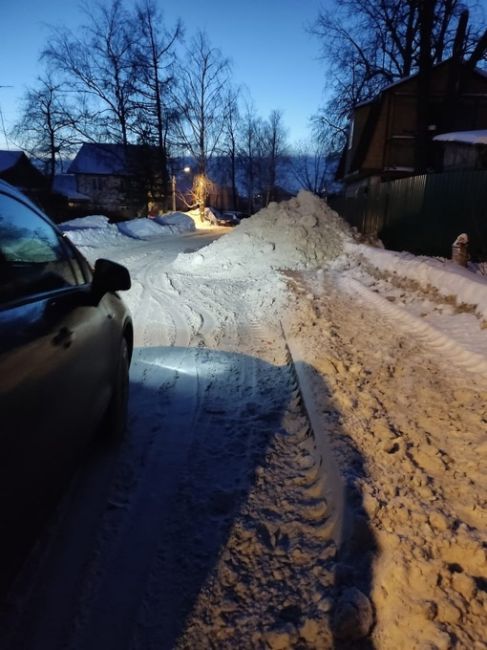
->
[172, 191, 351, 278]
[60, 215, 111, 230]
[60, 212, 195, 248]
[347, 241, 487, 320]
[117, 218, 170, 240]
[153, 212, 196, 234]
[60, 215, 123, 248]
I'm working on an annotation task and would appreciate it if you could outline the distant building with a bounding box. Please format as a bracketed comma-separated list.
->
[0, 150, 46, 194]
[68, 143, 168, 218]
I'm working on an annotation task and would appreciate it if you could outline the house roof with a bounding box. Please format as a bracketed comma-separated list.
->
[341, 59, 487, 179]
[354, 60, 487, 110]
[433, 130, 487, 145]
[68, 143, 154, 176]
[0, 150, 24, 173]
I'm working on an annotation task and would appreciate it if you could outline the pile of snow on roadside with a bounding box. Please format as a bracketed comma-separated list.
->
[347, 242, 487, 321]
[118, 218, 172, 240]
[60, 215, 123, 247]
[171, 191, 351, 278]
[153, 212, 195, 234]
[60, 212, 195, 247]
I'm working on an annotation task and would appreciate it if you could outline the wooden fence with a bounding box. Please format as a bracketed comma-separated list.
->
[330, 170, 487, 260]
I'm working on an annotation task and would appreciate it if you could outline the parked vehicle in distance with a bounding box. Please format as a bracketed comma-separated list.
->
[223, 210, 250, 221]
[204, 207, 240, 227]
[0, 179, 133, 595]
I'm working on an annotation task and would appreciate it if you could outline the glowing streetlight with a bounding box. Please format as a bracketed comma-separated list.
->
[171, 166, 191, 211]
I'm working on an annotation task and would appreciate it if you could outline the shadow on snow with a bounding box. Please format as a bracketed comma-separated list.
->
[1, 346, 377, 650]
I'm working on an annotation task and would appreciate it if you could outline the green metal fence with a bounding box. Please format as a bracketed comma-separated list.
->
[330, 170, 487, 259]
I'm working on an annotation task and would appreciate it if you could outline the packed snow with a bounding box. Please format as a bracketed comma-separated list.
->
[4, 191, 486, 650]
[153, 211, 196, 234]
[60, 211, 197, 247]
[172, 192, 350, 278]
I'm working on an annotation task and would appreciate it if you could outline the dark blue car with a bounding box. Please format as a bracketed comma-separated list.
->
[0, 180, 133, 594]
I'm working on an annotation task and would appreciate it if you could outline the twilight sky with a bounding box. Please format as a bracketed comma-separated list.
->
[0, 0, 329, 150]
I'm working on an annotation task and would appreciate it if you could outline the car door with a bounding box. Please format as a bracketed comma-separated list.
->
[0, 191, 116, 592]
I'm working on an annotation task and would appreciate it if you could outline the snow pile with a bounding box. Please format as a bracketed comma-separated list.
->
[171, 191, 351, 277]
[60, 212, 195, 248]
[60, 215, 123, 247]
[184, 207, 223, 230]
[201, 206, 225, 225]
[347, 242, 487, 320]
[117, 218, 170, 240]
[60, 215, 111, 230]
[153, 211, 195, 234]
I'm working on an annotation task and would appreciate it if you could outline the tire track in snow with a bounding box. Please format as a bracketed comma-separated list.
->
[172, 346, 338, 650]
[339, 275, 487, 379]
[287, 271, 487, 650]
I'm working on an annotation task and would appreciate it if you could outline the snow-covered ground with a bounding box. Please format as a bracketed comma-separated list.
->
[2, 193, 486, 650]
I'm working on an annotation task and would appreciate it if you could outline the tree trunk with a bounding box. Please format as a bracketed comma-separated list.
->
[415, 0, 435, 173]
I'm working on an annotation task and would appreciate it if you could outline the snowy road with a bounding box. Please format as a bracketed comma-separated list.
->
[1, 228, 338, 650]
[2, 194, 486, 650]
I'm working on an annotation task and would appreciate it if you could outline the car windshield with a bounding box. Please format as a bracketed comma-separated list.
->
[0, 195, 78, 304]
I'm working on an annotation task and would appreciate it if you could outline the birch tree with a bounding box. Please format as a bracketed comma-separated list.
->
[173, 31, 231, 218]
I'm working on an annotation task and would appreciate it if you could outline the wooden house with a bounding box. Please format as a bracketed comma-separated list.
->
[0, 151, 46, 194]
[337, 60, 487, 196]
[68, 143, 167, 218]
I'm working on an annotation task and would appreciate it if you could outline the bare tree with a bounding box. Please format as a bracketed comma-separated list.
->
[311, 0, 486, 144]
[217, 87, 241, 209]
[11, 75, 76, 186]
[238, 104, 265, 214]
[133, 0, 182, 150]
[43, 0, 139, 145]
[132, 0, 183, 208]
[290, 140, 332, 196]
[261, 110, 289, 205]
[172, 31, 231, 218]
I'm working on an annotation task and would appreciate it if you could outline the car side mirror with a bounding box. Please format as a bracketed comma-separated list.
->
[92, 258, 131, 299]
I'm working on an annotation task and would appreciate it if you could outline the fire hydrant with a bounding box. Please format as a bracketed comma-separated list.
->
[451, 233, 469, 267]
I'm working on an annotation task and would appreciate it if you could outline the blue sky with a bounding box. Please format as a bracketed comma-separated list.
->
[0, 0, 329, 150]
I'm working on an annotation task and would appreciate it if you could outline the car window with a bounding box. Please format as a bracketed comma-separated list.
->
[0, 193, 80, 305]
[61, 235, 93, 284]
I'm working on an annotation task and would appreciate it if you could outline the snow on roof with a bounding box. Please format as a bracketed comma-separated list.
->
[67, 143, 152, 176]
[0, 150, 24, 172]
[433, 130, 487, 145]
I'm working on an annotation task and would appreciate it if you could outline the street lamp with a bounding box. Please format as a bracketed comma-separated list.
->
[171, 166, 191, 212]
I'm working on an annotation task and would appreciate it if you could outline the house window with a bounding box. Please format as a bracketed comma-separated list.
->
[91, 178, 104, 191]
[348, 119, 354, 150]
